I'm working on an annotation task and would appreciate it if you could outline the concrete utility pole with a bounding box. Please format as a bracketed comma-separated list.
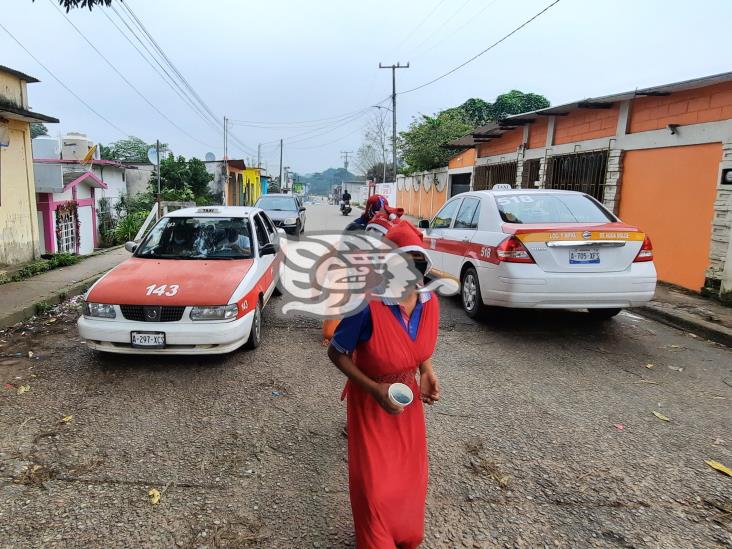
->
[340, 151, 353, 171]
[257, 143, 261, 168]
[223, 116, 229, 205]
[156, 139, 162, 216]
[279, 139, 283, 191]
[379, 62, 409, 181]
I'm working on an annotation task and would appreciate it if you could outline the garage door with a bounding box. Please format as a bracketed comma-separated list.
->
[619, 143, 721, 291]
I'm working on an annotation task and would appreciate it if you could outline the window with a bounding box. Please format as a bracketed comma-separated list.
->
[495, 193, 615, 224]
[261, 212, 277, 240]
[135, 217, 253, 259]
[57, 209, 76, 253]
[545, 150, 608, 201]
[253, 214, 269, 249]
[431, 199, 461, 229]
[454, 198, 480, 229]
[255, 196, 298, 211]
[473, 162, 518, 191]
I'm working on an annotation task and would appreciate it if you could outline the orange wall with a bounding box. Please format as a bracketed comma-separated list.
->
[619, 143, 721, 291]
[448, 148, 476, 169]
[477, 127, 523, 157]
[629, 80, 732, 133]
[527, 117, 548, 149]
[396, 183, 447, 218]
[553, 104, 620, 145]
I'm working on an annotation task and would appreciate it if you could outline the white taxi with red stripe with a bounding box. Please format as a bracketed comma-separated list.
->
[78, 206, 282, 354]
[419, 189, 656, 319]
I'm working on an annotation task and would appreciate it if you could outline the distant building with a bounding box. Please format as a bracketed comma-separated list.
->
[0, 65, 58, 265]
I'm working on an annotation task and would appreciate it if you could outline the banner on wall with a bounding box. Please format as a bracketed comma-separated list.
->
[374, 182, 396, 205]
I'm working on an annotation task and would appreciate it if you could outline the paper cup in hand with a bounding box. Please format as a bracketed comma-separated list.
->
[388, 383, 414, 407]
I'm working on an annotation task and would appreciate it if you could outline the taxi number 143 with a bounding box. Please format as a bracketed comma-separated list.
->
[145, 284, 179, 297]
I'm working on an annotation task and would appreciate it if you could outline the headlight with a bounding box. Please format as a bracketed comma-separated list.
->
[284, 217, 297, 225]
[83, 302, 116, 319]
[190, 304, 238, 321]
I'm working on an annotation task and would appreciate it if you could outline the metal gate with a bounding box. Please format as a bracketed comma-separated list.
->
[473, 161, 517, 191]
[521, 159, 541, 189]
[450, 173, 471, 197]
[544, 150, 608, 201]
[57, 210, 76, 253]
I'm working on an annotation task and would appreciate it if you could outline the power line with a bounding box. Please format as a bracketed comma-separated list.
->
[391, 0, 449, 56]
[48, 0, 217, 149]
[227, 103, 387, 128]
[0, 21, 129, 136]
[400, 0, 562, 95]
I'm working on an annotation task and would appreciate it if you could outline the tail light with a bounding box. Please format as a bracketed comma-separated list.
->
[496, 236, 535, 263]
[634, 236, 653, 262]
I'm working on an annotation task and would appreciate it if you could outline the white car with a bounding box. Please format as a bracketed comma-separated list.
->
[78, 206, 282, 354]
[419, 189, 657, 319]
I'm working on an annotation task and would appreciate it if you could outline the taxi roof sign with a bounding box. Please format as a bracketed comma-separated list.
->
[492, 183, 513, 190]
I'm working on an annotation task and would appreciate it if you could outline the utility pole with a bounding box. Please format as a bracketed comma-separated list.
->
[379, 62, 409, 181]
[279, 139, 283, 192]
[223, 116, 229, 205]
[340, 151, 353, 172]
[156, 139, 161, 216]
[257, 143, 261, 169]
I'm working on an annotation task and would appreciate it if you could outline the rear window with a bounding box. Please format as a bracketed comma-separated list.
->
[495, 194, 614, 224]
[256, 196, 297, 211]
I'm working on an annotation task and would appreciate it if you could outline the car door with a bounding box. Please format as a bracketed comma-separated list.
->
[442, 197, 481, 278]
[253, 213, 277, 302]
[422, 198, 462, 277]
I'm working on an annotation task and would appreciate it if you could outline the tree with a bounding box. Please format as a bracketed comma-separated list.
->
[398, 110, 472, 173]
[149, 154, 213, 204]
[366, 162, 396, 184]
[102, 136, 163, 163]
[187, 157, 214, 198]
[35, 0, 112, 11]
[442, 98, 493, 127]
[490, 90, 550, 120]
[30, 123, 49, 139]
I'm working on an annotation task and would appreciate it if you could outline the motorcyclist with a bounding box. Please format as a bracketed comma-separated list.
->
[342, 190, 351, 203]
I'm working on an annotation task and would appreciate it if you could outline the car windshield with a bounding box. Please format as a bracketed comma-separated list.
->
[495, 194, 615, 224]
[256, 196, 297, 211]
[135, 217, 252, 259]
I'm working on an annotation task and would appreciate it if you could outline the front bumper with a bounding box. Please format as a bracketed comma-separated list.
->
[77, 309, 255, 355]
[477, 262, 657, 309]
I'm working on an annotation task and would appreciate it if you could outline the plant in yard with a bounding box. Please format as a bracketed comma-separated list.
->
[114, 212, 148, 243]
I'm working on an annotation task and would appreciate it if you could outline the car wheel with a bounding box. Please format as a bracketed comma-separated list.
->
[461, 267, 484, 319]
[300, 222, 305, 234]
[244, 301, 262, 349]
[588, 308, 622, 320]
[295, 221, 301, 235]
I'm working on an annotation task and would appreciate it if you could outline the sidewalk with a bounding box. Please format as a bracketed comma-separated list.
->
[635, 283, 732, 347]
[0, 247, 128, 329]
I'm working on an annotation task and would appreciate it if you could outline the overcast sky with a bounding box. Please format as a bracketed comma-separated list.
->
[3, 0, 731, 174]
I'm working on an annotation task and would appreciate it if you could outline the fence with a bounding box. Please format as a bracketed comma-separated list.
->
[473, 161, 518, 190]
[544, 149, 609, 201]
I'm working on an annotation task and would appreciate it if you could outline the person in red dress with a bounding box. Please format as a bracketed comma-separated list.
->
[328, 221, 440, 548]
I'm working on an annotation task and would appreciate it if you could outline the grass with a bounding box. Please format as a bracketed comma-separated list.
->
[0, 253, 84, 285]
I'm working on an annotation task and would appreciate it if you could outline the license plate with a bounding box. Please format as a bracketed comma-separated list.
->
[131, 331, 165, 348]
[569, 248, 600, 264]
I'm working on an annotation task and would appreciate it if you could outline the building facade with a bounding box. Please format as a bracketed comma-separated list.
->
[0, 65, 58, 265]
[403, 72, 732, 298]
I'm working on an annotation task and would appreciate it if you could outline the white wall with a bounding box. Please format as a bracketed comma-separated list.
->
[94, 166, 126, 215]
[77, 205, 94, 255]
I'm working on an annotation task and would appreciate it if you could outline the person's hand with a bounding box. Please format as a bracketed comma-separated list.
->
[371, 383, 404, 415]
[420, 371, 440, 405]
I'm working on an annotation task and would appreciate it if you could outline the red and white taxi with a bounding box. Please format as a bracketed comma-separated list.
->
[419, 189, 656, 319]
[78, 206, 281, 354]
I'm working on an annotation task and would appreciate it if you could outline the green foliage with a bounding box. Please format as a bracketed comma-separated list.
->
[35, 301, 52, 315]
[399, 110, 472, 173]
[490, 90, 550, 120]
[1, 253, 83, 285]
[102, 136, 164, 163]
[366, 162, 396, 183]
[150, 154, 212, 205]
[114, 212, 148, 243]
[38, 0, 112, 12]
[30, 123, 49, 139]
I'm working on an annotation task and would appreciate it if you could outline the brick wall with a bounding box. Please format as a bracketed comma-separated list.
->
[629, 80, 732, 133]
[553, 104, 620, 145]
[477, 127, 523, 157]
[527, 117, 548, 149]
[448, 148, 476, 169]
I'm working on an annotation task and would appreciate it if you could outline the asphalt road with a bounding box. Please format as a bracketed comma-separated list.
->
[0, 201, 730, 548]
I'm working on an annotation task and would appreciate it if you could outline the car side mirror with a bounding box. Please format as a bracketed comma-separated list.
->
[260, 243, 277, 256]
[299, 207, 306, 212]
[277, 228, 286, 236]
[418, 219, 430, 229]
[124, 241, 138, 253]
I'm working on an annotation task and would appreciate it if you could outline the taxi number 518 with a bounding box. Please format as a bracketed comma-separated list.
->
[145, 284, 179, 297]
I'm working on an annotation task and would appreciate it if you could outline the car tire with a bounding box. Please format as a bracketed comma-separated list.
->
[300, 222, 305, 234]
[461, 267, 485, 319]
[295, 221, 302, 235]
[587, 308, 622, 320]
[244, 301, 262, 349]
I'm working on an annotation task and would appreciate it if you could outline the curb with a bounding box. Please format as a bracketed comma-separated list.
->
[634, 304, 732, 347]
[0, 273, 103, 330]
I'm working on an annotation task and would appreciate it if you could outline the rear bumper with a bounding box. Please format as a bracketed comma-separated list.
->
[77, 310, 255, 355]
[477, 262, 657, 308]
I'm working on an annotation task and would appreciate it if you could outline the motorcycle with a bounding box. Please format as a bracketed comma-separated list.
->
[340, 200, 352, 216]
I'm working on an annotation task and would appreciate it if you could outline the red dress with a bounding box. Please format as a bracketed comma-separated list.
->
[345, 296, 439, 548]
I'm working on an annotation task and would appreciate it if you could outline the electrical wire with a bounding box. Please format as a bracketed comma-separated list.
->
[0, 21, 129, 136]
[390, 0, 449, 57]
[400, 0, 562, 95]
[48, 0, 218, 149]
